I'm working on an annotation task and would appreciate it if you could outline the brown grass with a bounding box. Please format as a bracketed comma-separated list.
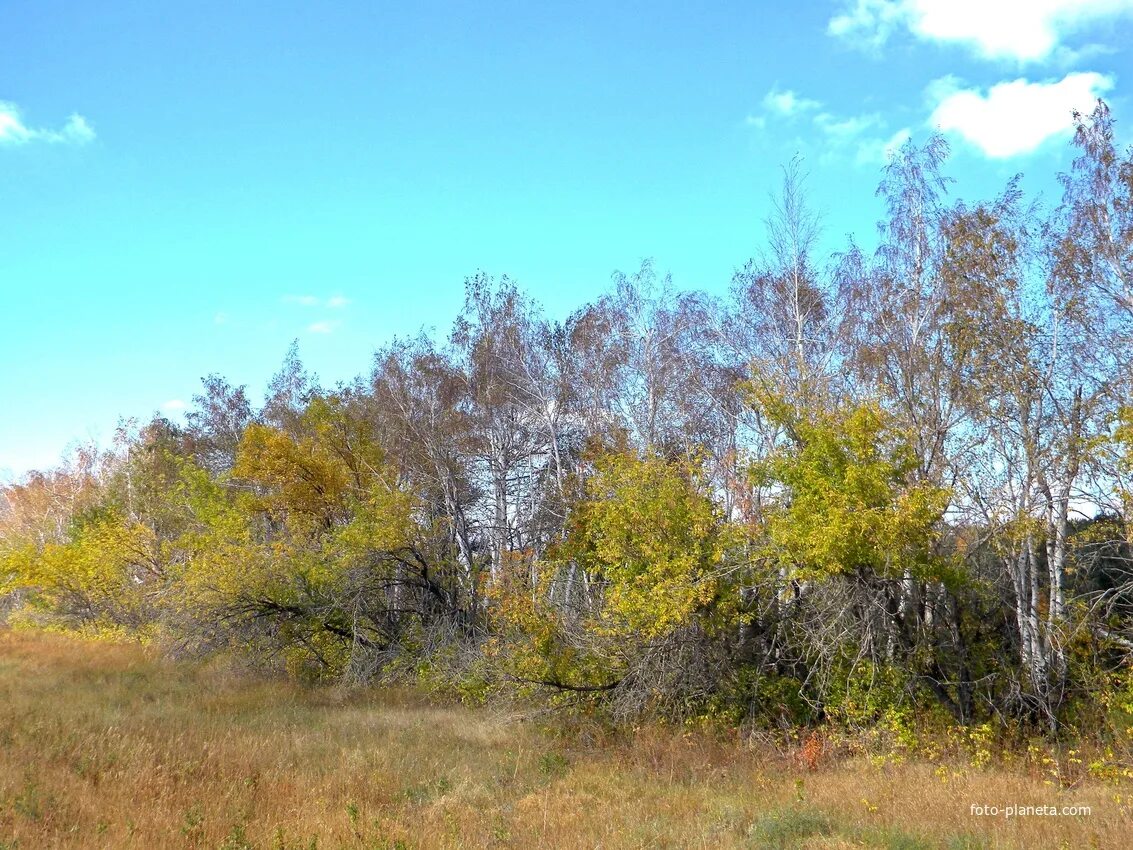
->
[0, 629, 1128, 849]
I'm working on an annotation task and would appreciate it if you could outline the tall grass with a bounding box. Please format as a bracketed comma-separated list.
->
[0, 630, 1126, 848]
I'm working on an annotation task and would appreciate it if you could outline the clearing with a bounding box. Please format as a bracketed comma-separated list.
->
[0, 630, 1125, 848]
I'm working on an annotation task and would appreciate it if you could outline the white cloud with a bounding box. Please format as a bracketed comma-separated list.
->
[60, 114, 95, 144]
[856, 127, 912, 164]
[161, 399, 187, 412]
[829, 0, 1133, 62]
[814, 111, 883, 140]
[813, 110, 908, 165]
[0, 102, 95, 146]
[307, 320, 339, 334]
[927, 72, 1112, 157]
[1049, 41, 1117, 68]
[828, 0, 907, 52]
[746, 88, 821, 129]
[327, 295, 350, 308]
[762, 88, 822, 117]
[747, 86, 908, 168]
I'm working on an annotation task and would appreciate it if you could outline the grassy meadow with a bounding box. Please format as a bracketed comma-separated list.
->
[0, 629, 1127, 849]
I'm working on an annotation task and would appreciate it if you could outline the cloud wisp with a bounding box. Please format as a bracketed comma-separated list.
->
[746, 87, 823, 129]
[763, 88, 822, 118]
[282, 295, 349, 334]
[748, 86, 910, 166]
[0, 102, 95, 146]
[829, 0, 1133, 63]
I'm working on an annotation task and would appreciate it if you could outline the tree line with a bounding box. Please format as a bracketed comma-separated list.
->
[3, 102, 1133, 737]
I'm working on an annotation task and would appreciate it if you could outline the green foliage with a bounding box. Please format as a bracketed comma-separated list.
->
[1, 509, 159, 635]
[822, 659, 913, 732]
[6, 117, 1133, 740]
[167, 397, 419, 677]
[747, 807, 834, 848]
[487, 448, 743, 716]
[0, 393, 424, 679]
[488, 450, 743, 708]
[752, 396, 951, 584]
[690, 667, 815, 728]
[537, 750, 570, 778]
[563, 450, 732, 639]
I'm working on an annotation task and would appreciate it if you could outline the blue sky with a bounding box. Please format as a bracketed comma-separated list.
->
[2, 0, 1131, 477]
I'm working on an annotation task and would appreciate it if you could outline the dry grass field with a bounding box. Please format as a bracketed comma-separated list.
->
[0, 629, 1127, 849]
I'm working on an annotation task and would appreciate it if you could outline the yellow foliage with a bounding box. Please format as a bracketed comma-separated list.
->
[564, 451, 733, 639]
[2, 510, 159, 632]
[752, 398, 951, 583]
